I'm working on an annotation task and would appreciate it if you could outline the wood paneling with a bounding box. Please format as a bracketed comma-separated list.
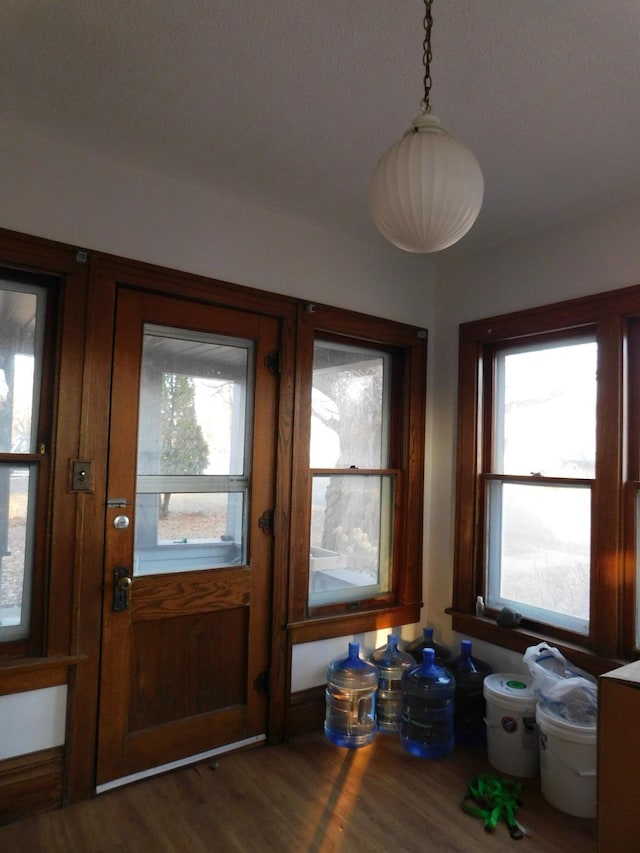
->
[126, 707, 250, 775]
[132, 569, 251, 621]
[129, 609, 248, 730]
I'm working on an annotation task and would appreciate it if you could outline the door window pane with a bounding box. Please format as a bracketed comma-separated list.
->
[134, 491, 245, 576]
[495, 341, 597, 477]
[487, 480, 590, 633]
[309, 474, 393, 607]
[134, 325, 253, 576]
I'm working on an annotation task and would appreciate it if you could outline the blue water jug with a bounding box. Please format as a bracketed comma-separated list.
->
[400, 647, 455, 758]
[405, 626, 451, 666]
[449, 639, 492, 746]
[325, 642, 379, 748]
[370, 634, 414, 733]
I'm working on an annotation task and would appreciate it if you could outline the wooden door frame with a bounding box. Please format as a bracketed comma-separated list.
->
[67, 253, 297, 803]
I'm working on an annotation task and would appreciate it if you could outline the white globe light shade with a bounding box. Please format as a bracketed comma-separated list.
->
[369, 113, 484, 253]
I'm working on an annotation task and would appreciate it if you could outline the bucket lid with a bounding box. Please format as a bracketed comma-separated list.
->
[483, 673, 535, 705]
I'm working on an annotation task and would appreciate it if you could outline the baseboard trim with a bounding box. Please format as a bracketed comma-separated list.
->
[286, 685, 325, 738]
[0, 746, 64, 826]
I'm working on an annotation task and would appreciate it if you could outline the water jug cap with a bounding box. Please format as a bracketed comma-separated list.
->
[331, 641, 375, 674]
[327, 641, 379, 687]
[422, 647, 436, 665]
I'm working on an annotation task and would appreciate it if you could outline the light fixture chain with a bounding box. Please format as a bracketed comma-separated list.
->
[421, 0, 433, 113]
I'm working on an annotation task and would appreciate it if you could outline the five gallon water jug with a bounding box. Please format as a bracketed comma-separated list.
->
[449, 639, 492, 746]
[325, 642, 379, 748]
[370, 634, 415, 733]
[400, 647, 455, 758]
[405, 626, 451, 666]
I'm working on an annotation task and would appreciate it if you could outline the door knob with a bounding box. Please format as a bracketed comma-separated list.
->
[113, 567, 132, 611]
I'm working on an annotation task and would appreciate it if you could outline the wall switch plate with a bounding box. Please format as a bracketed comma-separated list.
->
[70, 460, 94, 492]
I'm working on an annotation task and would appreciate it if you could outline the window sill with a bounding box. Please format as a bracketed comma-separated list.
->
[446, 609, 625, 678]
[289, 602, 421, 645]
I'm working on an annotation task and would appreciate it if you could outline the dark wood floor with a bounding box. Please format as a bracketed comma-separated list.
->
[0, 731, 597, 852]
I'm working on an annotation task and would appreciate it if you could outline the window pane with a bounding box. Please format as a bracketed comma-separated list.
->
[0, 465, 37, 640]
[309, 474, 393, 607]
[311, 340, 389, 468]
[0, 279, 46, 644]
[495, 340, 596, 477]
[135, 325, 253, 575]
[0, 286, 45, 453]
[487, 480, 590, 633]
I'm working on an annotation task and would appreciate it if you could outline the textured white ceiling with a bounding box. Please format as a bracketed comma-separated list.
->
[2, 1, 640, 256]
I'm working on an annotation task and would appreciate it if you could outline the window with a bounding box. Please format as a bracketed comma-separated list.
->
[289, 303, 426, 642]
[485, 336, 596, 634]
[309, 339, 393, 607]
[0, 271, 51, 647]
[453, 285, 640, 667]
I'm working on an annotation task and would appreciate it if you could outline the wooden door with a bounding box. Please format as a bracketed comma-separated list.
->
[96, 287, 279, 786]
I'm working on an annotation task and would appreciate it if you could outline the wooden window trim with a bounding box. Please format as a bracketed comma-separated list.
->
[451, 282, 640, 673]
[288, 301, 426, 643]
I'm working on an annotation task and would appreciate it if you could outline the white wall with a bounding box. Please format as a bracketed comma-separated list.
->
[0, 119, 436, 737]
[0, 119, 434, 321]
[425, 198, 640, 673]
[0, 686, 67, 760]
[6, 116, 639, 727]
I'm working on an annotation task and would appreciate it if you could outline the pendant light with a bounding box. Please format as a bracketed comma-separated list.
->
[369, 0, 483, 253]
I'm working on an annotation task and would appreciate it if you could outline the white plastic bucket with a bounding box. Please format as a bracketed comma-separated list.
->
[536, 702, 597, 818]
[483, 673, 538, 777]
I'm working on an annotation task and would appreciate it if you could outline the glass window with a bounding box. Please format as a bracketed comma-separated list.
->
[310, 340, 389, 469]
[454, 292, 640, 664]
[288, 307, 426, 638]
[494, 342, 597, 478]
[134, 325, 253, 576]
[484, 339, 596, 634]
[486, 480, 591, 633]
[0, 280, 47, 642]
[309, 473, 394, 606]
[308, 340, 393, 608]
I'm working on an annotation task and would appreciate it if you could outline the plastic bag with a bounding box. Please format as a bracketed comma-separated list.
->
[523, 642, 597, 724]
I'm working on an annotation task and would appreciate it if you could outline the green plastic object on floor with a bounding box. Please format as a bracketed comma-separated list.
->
[461, 772, 529, 840]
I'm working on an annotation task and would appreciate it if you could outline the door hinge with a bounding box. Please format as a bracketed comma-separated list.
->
[258, 508, 274, 535]
[264, 350, 281, 376]
[253, 669, 270, 697]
